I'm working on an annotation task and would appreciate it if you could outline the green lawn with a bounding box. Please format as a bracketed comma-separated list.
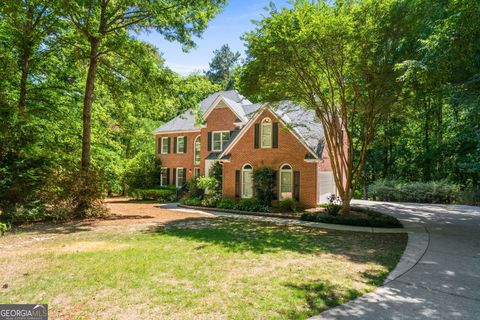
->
[0, 217, 406, 319]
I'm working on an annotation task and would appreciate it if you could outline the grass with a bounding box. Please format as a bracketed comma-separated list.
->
[0, 217, 406, 319]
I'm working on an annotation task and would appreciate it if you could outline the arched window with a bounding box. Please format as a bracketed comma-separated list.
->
[194, 135, 201, 165]
[242, 164, 253, 198]
[279, 164, 293, 200]
[261, 117, 272, 148]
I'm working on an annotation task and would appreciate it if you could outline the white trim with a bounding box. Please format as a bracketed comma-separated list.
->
[160, 167, 168, 186]
[211, 130, 230, 152]
[241, 163, 253, 198]
[160, 137, 169, 154]
[176, 136, 185, 153]
[153, 129, 200, 135]
[203, 95, 245, 123]
[194, 167, 200, 176]
[260, 117, 272, 148]
[279, 163, 294, 200]
[176, 167, 185, 188]
[219, 104, 318, 159]
[193, 135, 201, 165]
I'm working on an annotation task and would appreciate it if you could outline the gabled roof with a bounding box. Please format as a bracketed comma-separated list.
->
[152, 90, 325, 159]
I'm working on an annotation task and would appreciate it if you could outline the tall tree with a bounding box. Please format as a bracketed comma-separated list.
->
[60, 0, 226, 175]
[206, 44, 241, 89]
[240, 0, 410, 213]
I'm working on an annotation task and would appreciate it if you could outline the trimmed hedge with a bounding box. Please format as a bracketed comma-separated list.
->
[131, 187, 176, 202]
[181, 196, 271, 213]
[369, 179, 460, 204]
[301, 207, 402, 228]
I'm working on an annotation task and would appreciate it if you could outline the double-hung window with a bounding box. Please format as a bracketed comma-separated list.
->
[261, 118, 272, 148]
[194, 136, 201, 165]
[212, 131, 230, 152]
[177, 136, 185, 153]
[161, 137, 169, 154]
[160, 168, 168, 186]
[176, 168, 185, 187]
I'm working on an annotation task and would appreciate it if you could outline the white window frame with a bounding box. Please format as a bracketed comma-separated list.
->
[279, 164, 293, 200]
[177, 136, 185, 153]
[160, 167, 168, 186]
[241, 164, 254, 198]
[194, 167, 200, 176]
[212, 131, 230, 152]
[261, 117, 272, 148]
[161, 137, 169, 154]
[194, 135, 201, 165]
[176, 167, 185, 188]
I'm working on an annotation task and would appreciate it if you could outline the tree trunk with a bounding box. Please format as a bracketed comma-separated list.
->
[81, 39, 100, 174]
[18, 48, 30, 120]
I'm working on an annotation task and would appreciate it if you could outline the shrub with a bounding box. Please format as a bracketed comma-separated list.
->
[253, 167, 275, 206]
[459, 189, 480, 206]
[278, 198, 297, 212]
[235, 198, 271, 212]
[123, 150, 162, 193]
[180, 196, 202, 206]
[217, 198, 237, 210]
[209, 162, 223, 194]
[132, 188, 176, 202]
[369, 179, 460, 204]
[325, 194, 342, 216]
[301, 209, 402, 228]
[0, 222, 10, 235]
[187, 176, 205, 198]
[197, 176, 219, 192]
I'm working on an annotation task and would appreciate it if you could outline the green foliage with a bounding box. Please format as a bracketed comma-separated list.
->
[0, 222, 9, 235]
[217, 198, 237, 210]
[235, 198, 271, 213]
[369, 179, 460, 204]
[201, 194, 221, 207]
[124, 151, 162, 194]
[209, 162, 223, 194]
[206, 44, 241, 89]
[324, 195, 342, 216]
[278, 199, 297, 213]
[252, 167, 275, 206]
[132, 188, 176, 202]
[196, 176, 218, 192]
[180, 196, 202, 206]
[187, 176, 205, 198]
[301, 210, 402, 228]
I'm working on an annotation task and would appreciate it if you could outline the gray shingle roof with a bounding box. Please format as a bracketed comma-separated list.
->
[152, 90, 325, 158]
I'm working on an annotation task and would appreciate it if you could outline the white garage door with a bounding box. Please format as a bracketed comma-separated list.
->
[318, 171, 336, 204]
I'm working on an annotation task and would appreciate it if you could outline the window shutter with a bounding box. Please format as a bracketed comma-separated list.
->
[157, 138, 162, 153]
[166, 168, 170, 185]
[272, 123, 278, 148]
[272, 170, 278, 200]
[293, 171, 300, 201]
[167, 137, 171, 153]
[182, 169, 186, 186]
[173, 137, 177, 153]
[235, 170, 241, 198]
[173, 168, 177, 186]
[254, 124, 260, 148]
[207, 132, 212, 151]
[183, 136, 187, 153]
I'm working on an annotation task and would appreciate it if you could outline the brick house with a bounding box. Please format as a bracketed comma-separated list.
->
[153, 90, 338, 208]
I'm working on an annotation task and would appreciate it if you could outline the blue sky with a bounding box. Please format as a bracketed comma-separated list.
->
[138, 0, 290, 75]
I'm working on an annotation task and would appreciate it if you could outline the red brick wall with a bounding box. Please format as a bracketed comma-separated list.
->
[223, 109, 318, 208]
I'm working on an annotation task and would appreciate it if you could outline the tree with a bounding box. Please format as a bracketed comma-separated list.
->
[60, 0, 226, 175]
[206, 44, 241, 89]
[240, 0, 410, 213]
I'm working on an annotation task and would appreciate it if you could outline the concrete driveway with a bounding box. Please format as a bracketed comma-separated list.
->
[313, 200, 480, 320]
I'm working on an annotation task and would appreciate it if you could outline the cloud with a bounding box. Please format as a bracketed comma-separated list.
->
[167, 62, 208, 75]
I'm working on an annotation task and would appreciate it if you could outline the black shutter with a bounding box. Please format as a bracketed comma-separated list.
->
[157, 138, 162, 153]
[173, 168, 177, 186]
[167, 137, 171, 153]
[207, 132, 212, 151]
[173, 137, 177, 153]
[166, 168, 170, 185]
[183, 136, 187, 153]
[272, 170, 278, 200]
[254, 124, 260, 148]
[182, 169, 186, 186]
[235, 170, 241, 198]
[272, 123, 278, 148]
[293, 171, 300, 201]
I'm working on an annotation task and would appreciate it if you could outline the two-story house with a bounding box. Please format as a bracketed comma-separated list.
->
[153, 90, 337, 208]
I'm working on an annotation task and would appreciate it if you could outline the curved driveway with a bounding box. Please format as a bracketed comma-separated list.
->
[313, 200, 480, 320]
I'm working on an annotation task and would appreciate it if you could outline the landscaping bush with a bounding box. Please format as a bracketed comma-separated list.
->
[187, 176, 205, 198]
[459, 189, 480, 206]
[301, 208, 402, 228]
[235, 198, 270, 213]
[180, 196, 202, 206]
[278, 198, 297, 212]
[132, 188, 176, 202]
[217, 198, 237, 210]
[324, 194, 342, 215]
[369, 179, 460, 204]
[253, 167, 275, 206]
[0, 222, 9, 235]
[201, 194, 221, 207]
